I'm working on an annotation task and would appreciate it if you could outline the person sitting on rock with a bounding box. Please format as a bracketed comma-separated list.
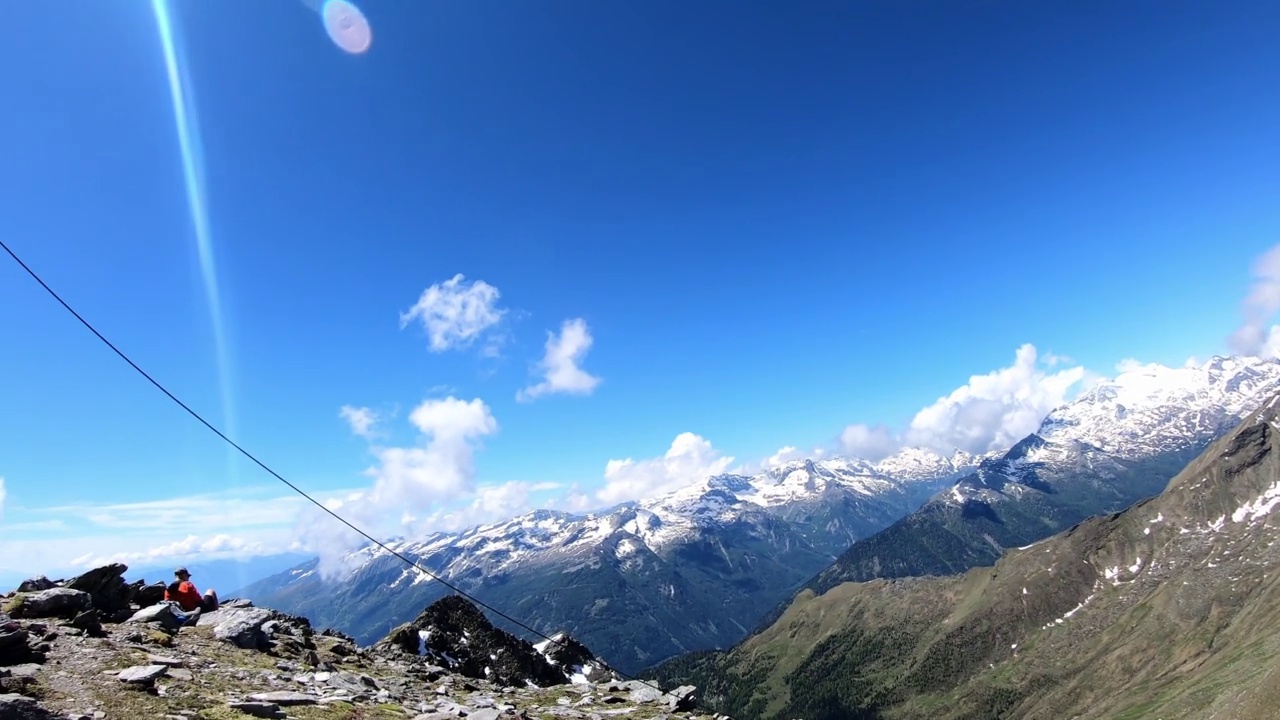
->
[164, 567, 219, 613]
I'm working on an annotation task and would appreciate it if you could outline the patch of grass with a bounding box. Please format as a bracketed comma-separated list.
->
[2, 593, 27, 615]
[87, 682, 191, 720]
[145, 629, 175, 647]
[288, 703, 409, 719]
[196, 709, 260, 720]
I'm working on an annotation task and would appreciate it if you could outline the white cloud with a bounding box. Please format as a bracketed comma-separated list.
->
[305, 396, 501, 577]
[339, 405, 379, 438]
[0, 485, 350, 579]
[838, 424, 900, 462]
[364, 396, 498, 512]
[400, 274, 507, 353]
[67, 533, 303, 570]
[762, 446, 807, 470]
[1228, 244, 1280, 358]
[1115, 358, 1147, 373]
[596, 432, 735, 505]
[517, 318, 602, 402]
[838, 344, 1088, 459]
[1041, 351, 1072, 367]
[407, 480, 566, 534]
[903, 344, 1086, 454]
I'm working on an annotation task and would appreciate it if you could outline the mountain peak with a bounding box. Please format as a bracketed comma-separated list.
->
[663, 388, 1280, 720]
[1033, 354, 1280, 460]
[375, 594, 618, 688]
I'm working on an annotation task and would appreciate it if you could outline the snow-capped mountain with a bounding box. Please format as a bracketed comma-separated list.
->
[660, 386, 1280, 720]
[240, 446, 987, 673]
[244, 355, 1280, 675]
[812, 355, 1280, 593]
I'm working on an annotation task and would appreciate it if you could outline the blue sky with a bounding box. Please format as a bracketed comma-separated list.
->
[2, 0, 1279, 582]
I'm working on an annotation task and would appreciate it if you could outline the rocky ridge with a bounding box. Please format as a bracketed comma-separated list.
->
[1, 565, 708, 720]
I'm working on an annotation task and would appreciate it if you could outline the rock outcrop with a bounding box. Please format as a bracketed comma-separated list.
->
[3, 564, 164, 633]
[0, 564, 719, 720]
[375, 594, 619, 689]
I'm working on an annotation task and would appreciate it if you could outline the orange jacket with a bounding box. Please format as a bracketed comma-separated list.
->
[165, 581, 203, 611]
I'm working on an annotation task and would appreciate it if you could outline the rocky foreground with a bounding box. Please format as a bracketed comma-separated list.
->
[1, 564, 714, 720]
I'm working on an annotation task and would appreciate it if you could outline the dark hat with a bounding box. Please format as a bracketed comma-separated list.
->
[174, 567, 190, 576]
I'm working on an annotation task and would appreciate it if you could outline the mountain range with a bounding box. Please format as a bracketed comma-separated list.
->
[652, 382, 1280, 719]
[804, 355, 1280, 597]
[244, 355, 1280, 676]
[241, 445, 985, 673]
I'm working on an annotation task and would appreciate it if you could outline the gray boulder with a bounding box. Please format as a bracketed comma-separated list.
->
[2, 665, 39, 680]
[64, 564, 133, 616]
[324, 670, 378, 696]
[6, 589, 90, 619]
[132, 581, 166, 609]
[0, 625, 33, 666]
[125, 604, 182, 632]
[246, 691, 317, 706]
[227, 701, 285, 719]
[198, 607, 276, 650]
[117, 665, 169, 684]
[666, 685, 697, 711]
[0, 693, 59, 720]
[14, 578, 54, 594]
[629, 683, 666, 703]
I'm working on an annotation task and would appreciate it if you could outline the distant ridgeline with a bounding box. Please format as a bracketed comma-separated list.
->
[245, 356, 1280, 678]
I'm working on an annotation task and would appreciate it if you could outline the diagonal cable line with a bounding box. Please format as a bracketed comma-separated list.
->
[0, 238, 669, 695]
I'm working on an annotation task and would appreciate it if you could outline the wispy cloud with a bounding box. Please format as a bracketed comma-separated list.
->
[762, 446, 807, 470]
[401, 480, 567, 534]
[1228, 244, 1280, 358]
[400, 274, 508, 354]
[67, 533, 305, 571]
[517, 318, 602, 402]
[0, 485, 357, 579]
[339, 405, 379, 438]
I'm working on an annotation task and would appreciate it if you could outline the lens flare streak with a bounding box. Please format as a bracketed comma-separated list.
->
[149, 0, 237, 442]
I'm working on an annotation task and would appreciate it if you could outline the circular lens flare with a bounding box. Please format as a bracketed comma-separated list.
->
[322, 0, 372, 54]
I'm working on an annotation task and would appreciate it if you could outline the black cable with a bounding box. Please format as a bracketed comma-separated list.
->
[0, 238, 671, 696]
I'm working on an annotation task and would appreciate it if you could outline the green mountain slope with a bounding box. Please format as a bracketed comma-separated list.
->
[654, 394, 1280, 720]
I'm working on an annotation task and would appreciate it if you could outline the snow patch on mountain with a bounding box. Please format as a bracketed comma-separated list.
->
[1034, 356, 1280, 460]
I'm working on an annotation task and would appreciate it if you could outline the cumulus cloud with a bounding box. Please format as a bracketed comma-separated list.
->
[838, 424, 900, 462]
[364, 397, 498, 512]
[838, 344, 1088, 459]
[339, 405, 379, 438]
[400, 274, 507, 353]
[308, 396, 500, 577]
[596, 432, 735, 505]
[904, 344, 1086, 454]
[517, 318, 603, 402]
[1229, 244, 1280, 358]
